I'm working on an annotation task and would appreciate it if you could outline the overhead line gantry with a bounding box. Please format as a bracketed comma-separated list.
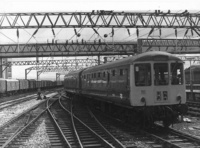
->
[0, 11, 200, 29]
[0, 58, 99, 66]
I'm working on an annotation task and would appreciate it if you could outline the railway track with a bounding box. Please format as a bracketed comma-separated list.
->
[54, 95, 126, 148]
[64, 95, 200, 148]
[187, 101, 200, 116]
[0, 92, 60, 147]
[2, 91, 198, 148]
[90, 107, 200, 148]
[0, 94, 37, 111]
[0, 99, 47, 147]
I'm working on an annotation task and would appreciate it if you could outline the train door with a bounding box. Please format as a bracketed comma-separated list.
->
[131, 63, 152, 106]
[153, 63, 169, 103]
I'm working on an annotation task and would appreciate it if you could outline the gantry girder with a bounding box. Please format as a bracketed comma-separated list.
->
[176, 56, 200, 62]
[138, 39, 200, 54]
[25, 65, 84, 80]
[26, 65, 84, 72]
[1, 39, 200, 58]
[0, 58, 98, 66]
[0, 11, 200, 29]
[0, 42, 136, 58]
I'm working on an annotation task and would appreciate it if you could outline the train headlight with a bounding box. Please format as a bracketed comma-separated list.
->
[163, 91, 168, 101]
[141, 97, 146, 103]
[176, 95, 182, 102]
[156, 91, 162, 101]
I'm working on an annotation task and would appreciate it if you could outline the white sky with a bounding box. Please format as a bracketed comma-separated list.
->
[0, 0, 199, 12]
[1, 0, 200, 80]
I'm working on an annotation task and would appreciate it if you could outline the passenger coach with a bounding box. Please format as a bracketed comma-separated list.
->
[64, 51, 188, 127]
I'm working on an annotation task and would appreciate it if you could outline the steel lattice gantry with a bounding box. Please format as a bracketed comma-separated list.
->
[0, 11, 200, 29]
[0, 42, 136, 58]
[25, 65, 83, 80]
[138, 38, 200, 53]
[1, 58, 98, 77]
[1, 58, 99, 66]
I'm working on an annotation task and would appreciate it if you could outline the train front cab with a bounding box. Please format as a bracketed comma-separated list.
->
[64, 69, 84, 97]
[130, 54, 188, 126]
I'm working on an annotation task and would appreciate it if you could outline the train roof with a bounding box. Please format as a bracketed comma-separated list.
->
[0, 78, 6, 81]
[65, 68, 85, 77]
[83, 51, 182, 73]
[185, 65, 200, 72]
[27, 79, 36, 81]
[4, 79, 19, 82]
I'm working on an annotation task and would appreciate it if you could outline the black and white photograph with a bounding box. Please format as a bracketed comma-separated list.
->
[0, 0, 200, 147]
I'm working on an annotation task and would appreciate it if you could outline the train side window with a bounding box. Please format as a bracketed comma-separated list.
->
[135, 64, 151, 86]
[120, 69, 123, 76]
[154, 63, 169, 86]
[98, 72, 101, 78]
[171, 63, 183, 85]
[112, 70, 115, 76]
[107, 71, 110, 85]
[103, 72, 106, 77]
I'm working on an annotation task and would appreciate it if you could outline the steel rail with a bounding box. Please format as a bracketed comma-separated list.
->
[58, 97, 83, 148]
[68, 99, 84, 148]
[59, 97, 115, 148]
[47, 96, 72, 148]
[1, 94, 57, 148]
[87, 107, 126, 148]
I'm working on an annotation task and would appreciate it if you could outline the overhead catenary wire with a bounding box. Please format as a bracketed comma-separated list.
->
[123, 10, 200, 42]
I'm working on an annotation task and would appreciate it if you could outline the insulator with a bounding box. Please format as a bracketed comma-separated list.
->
[175, 28, 177, 37]
[159, 28, 162, 36]
[184, 29, 189, 36]
[33, 28, 38, 36]
[17, 29, 19, 38]
[136, 27, 139, 38]
[77, 33, 81, 37]
[127, 28, 130, 36]
[111, 27, 114, 37]
[52, 28, 55, 36]
[148, 27, 154, 36]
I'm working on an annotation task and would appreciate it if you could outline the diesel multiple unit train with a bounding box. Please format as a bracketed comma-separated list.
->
[64, 51, 188, 127]
[0, 79, 63, 97]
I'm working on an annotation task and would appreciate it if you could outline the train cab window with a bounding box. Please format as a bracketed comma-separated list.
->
[135, 64, 151, 86]
[154, 63, 169, 85]
[171, 63, 183, 85]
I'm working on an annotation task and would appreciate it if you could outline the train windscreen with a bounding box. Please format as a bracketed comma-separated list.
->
[135, 64, 151, 86]
[154, 63, 169, 86]
[171, 63, 184, 85]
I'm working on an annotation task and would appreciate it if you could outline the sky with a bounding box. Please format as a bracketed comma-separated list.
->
[1, 0, 200, 80]
[0, 0, 199, 12]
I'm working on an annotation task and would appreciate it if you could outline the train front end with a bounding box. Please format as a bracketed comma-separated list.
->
[130, 51, 188, 127]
